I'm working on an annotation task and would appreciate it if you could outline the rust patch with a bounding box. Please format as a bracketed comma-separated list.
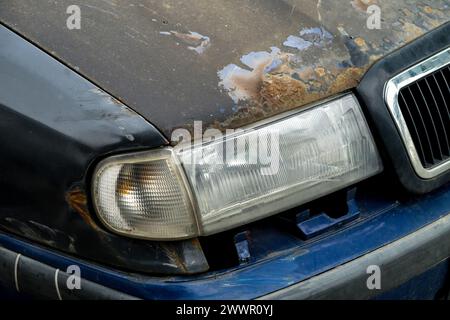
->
[66, 187, 100, 230]
[351, 0, 378, 12]
[314, 67, 326, 77]
[166, 0, 449, 139]
[212, 22, 376, 134]
[402, 22, 425, 42]
[213, 65, 366, 131]
[423, 6, 434, 14]
[354, 37, 369, 51]
[260, 74, 318, 110]
[327, 67, 366, 93]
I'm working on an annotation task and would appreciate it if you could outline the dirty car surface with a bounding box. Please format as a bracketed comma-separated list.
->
[0, 0, 450, 300]
[1, 0, 449, 135]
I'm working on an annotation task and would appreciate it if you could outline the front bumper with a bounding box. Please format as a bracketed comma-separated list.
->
[0, 183, 449, 300]
[261, 212, 450, 299]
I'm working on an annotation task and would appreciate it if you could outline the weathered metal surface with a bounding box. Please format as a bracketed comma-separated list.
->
[0, 25, 209, 274]
[0, 0, 448, 138]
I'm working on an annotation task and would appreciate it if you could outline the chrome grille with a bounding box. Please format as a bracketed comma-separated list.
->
[385, 48, 450, 179]
[397, 66, 450, 168]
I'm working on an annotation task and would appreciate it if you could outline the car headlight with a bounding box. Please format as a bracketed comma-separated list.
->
[92, 94, 382, 240]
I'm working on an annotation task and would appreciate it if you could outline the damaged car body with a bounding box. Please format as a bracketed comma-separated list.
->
[0, 0, 449, 299]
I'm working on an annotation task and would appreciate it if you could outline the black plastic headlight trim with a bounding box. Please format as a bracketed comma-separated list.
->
[357, 22, 450, 194]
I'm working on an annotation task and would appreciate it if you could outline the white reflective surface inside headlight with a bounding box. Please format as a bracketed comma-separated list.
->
[176, 94, 382, 235]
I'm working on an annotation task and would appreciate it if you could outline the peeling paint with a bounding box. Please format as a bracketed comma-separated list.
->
[283, 27, 333, 51]
[160, 30, 211, 54]
[284, 35, 312, 51]
[215, 23, 369, 131]
[3, 0, 448, 139]
[218, 47, 291, 104]
[351, 0, 378, 12]
[88, 88, 123, 106]
[210, 0, 450, 135]
[299, 27, 333, 47]
[213, 64, 366, 131]
[218, 26, 335, 106]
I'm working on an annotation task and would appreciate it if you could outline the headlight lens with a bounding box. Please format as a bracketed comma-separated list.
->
[92, 94, 382, 240]
[92, 149, 199, 239]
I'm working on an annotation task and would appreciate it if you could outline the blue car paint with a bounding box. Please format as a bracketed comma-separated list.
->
[0, 184, 449, 299]
[297, 206, 360, 239]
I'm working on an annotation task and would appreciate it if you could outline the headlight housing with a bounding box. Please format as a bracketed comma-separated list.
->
[92, 94, 382, 240]
[92, 148, 199, 239]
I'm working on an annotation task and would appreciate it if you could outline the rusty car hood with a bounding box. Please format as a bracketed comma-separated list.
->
[0, 0, 449, 138]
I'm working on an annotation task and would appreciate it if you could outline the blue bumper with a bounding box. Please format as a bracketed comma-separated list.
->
[0, 183, 450, 300]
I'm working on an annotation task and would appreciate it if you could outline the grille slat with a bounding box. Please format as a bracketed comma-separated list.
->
[404, 86, 435, 165]
[415, 81, 444, 160]
[431, 73, 450, 125]
[424, 77, 450, 156]
[441, 68, 450, 96]
[398, 66, 450, 168]
[399, 91, 427, 165]
[427, 75, 450, 156]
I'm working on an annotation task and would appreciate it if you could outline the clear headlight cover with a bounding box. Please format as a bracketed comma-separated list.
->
[92, 94, 382, 240]
[92, 149, 199, 239]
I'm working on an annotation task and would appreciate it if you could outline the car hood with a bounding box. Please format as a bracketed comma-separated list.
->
[1, 0, 449, 138]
